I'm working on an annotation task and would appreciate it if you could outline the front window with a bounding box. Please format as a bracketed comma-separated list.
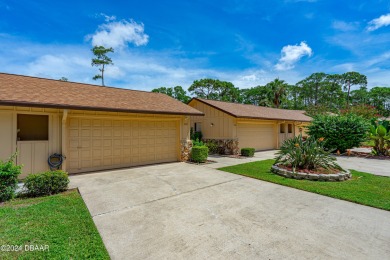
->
[288, 124, 293, 134]
[195, 122, 202, 132]
[17, 114, 49, 141]
[279, 124, 285, 134]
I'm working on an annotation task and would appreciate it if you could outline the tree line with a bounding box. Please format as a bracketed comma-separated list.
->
[152, 72, 390, 117]
[83, 45, 389, 117]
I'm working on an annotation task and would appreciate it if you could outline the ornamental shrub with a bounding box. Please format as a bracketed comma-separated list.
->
[307, 114, 370, 153]
[205, 140, 219, 154]
[241, 148, 255, 157]
[191, 146, 209, 163]
[192, 138, 204, 147]
[369, 120, 390, 156]
[274, 135, 343, 172]
[0, 154, 22, 202]
[190, 128, 203, 141]
[24, 170, 69, 197]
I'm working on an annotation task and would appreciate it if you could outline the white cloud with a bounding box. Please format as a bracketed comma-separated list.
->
[332, 20, 359, 32]
[0, 34, 388, 92]
[275, 41, 313, 71]
[367, 13, 390, 31]
[99, 13, 116, 22]
[87, 19, 149, 49]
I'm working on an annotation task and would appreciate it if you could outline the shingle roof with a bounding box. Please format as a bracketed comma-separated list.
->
[192, 98, 311, 122]
[0, 73, 203, 116]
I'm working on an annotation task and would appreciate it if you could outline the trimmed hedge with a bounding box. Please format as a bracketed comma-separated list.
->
[241, 148, 255, 157]
[191, 146, 209, 163]
[0, 155, 22, 202]
[24, 170, 69, 197]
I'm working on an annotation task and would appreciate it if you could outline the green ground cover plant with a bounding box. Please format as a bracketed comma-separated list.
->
[0, 189, 109, 259]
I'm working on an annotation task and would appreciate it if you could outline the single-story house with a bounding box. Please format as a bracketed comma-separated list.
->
[188, 98, 311, 154]
[0, 73, 203, 177]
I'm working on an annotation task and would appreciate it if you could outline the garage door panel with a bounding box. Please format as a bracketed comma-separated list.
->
[69, 129, 79, 137]
[92, 119, 99, 126]
[69, 140, 79, 149]
[68, 117, 179, 173]
[81, 161, 91, 168]
[92, 129, 102, 137]
[92, 139, 102, 147]
[123, 139, 131, 146]
[103, 139, 112, 147]
[123, 148, 131, 156]
[113, 129, 122, 137]
[69, 118, 79, 127]
[92, 149, 102, 157]
[113, 149, 121, 157]
[103, 129, 112, 137]
[113, 158, 121, 165]
[92, 159, 102, 167]
[103, 120, 112, 127]
[81, 119, 91, 127]
[238, 124, 276, 151]
[80, 150, 90, 159]
[113, 120, 122, 127]
[103, 149, 112, 157]
[113, 139, 122, 147]
[103, 158, 112, 166]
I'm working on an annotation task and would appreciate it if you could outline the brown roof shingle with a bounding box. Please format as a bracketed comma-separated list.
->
[0, 73, 203, 116]
[192, 98, 311, 122]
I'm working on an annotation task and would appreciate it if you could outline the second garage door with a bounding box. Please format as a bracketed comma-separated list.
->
[237, 123, 276, 151]
[67, 117, 178, 173]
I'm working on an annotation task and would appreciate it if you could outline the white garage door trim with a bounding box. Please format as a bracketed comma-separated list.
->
[67, 116, 179, 174]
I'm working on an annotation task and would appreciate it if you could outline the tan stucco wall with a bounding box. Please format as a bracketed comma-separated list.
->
[188, 100, 311, 150]
[189, 99, 236, 139]
[0, 106, 190, 177]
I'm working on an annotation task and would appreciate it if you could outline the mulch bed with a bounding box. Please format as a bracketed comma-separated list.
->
[217, 154, 248, 159]
[185, 160, 217, 165]
[339, 151, 390, 160]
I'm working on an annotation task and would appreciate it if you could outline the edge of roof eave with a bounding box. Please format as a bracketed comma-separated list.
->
[0, 101, 205, 116]
[236, 115, 311, 122]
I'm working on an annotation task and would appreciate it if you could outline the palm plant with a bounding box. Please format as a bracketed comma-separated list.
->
[369, 121, 390, 156]
[274, 135, 344, 172]
[266, 78, 288, 108]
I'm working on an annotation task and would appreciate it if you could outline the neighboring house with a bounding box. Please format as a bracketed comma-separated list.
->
[188, 98, 311, 154]
[0, 73, 203, 177]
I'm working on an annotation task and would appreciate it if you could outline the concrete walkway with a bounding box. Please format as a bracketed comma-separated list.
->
[336, 156, 390, 177]
[210, 150, 390, 177]
[70, 162, 390, 259]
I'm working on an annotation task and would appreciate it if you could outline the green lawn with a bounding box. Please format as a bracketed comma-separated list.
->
[219, 160, 390, 211]
[0, 189, 109, 260]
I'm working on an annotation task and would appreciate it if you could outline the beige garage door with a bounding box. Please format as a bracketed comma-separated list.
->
[237, 123, 276, 151]
[68, 117, 178, 173]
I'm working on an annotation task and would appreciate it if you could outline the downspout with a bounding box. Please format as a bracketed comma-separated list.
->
[61, 109, 68, 172]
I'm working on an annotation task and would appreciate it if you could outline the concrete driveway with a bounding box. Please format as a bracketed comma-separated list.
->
[70, 161, 390, 259]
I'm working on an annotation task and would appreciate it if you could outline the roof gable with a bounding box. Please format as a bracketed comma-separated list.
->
[190, 98, 311, 122]
[0, 73, 203, 116]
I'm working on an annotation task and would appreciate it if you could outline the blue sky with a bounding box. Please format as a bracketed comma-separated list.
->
[0, 0, 389, 91]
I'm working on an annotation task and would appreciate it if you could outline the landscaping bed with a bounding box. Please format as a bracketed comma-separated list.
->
[0, 189, 109, 259]
[343, 151, 390, 160]
[186, 160, 217, 165]
[272, 164, 351, 181]
[219, 159, 390, 211]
